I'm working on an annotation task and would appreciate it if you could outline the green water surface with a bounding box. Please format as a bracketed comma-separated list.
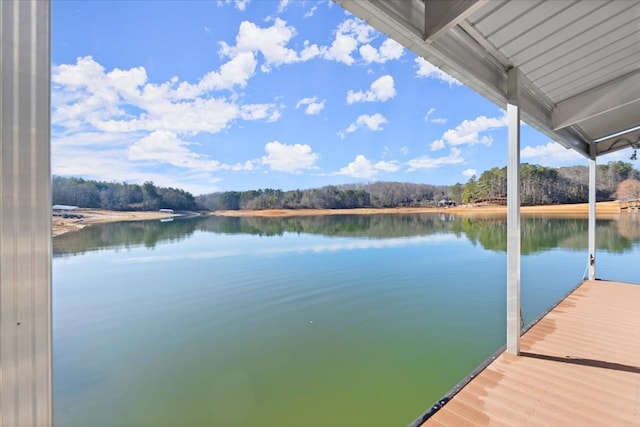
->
[53, 213, 640, 427]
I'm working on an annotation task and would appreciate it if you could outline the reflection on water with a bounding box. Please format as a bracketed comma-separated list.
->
[54, 212, 640, 257]
[52, 212, 640, 427]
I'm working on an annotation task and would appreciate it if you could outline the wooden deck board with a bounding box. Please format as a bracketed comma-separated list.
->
[422, 280, 640, 426]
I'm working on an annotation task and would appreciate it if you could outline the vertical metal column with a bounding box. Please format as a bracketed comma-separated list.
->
[0, 1, 52, 426]
[588, 146, 596, 280]
[506, 67, 521, 355]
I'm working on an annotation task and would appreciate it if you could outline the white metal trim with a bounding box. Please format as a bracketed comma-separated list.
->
[552, 70, 640, 131]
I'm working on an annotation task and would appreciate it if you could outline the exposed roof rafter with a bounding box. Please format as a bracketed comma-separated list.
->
[423, 0, 488, 43]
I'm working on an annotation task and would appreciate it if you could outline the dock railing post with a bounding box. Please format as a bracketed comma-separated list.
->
[506, 67, 521, 355]
[588, 146, 596, 280]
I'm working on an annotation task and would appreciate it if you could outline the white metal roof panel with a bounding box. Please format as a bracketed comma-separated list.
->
[525, 21, 638, 85]
[337, 0, 640, 158]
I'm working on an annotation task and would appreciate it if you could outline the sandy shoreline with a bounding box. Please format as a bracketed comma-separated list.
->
[52, 209, 182, 237]
[214, 201, 622, 218]
[52, 202, 623, 237]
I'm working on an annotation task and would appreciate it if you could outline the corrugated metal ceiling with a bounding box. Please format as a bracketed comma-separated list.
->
[336, 0, 640, 158]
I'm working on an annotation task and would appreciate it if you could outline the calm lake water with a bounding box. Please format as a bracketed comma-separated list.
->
[53, 213, 640, 427]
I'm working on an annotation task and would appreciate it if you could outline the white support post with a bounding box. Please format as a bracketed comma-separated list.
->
[588, 146, 597, 280]
[506, 67, 521, 355]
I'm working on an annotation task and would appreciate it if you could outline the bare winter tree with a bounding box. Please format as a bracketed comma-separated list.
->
[614, 178, 640, 201]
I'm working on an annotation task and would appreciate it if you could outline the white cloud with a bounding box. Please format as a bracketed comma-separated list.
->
[521, 142, 587, 167]
[261, 141, 319, 173]
[336, 155, 401, 178]
[304, 5, 318, 18]
[217, 0, 251, 11]
[406, 148, 464, 171]
[337, 18, 376, 44]
[400, 146, 409, 155]
[425, 107, 446, 124]
[51, 54, 287, 191]
[415, 57, 461, 86]
[277, 0, 290, 13]
[359, 38, 404, 64]
[463, 168, 477, 178]
[221, 19, 321, 72]
[346, 75, 396, 104]
[240, 103, 281, 121]
[52, 132, 223, 195]
[337, 155, 376, 178]
[430, 113, 507, 150]
[128, 131, 224, 171]
[174, 51, 257, 98]
[430, 139, 446, 151]
[296, 97, 325, 115]
[53, 56, 279, 137]
[322, 18, 376, 65]
[375, 160, 401, 172]
[343, 113, 388, 136]
[323, 31, 359, 65]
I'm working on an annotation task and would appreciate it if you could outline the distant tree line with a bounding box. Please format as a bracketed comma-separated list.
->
[54, 161, 639, 212]
[196, 182, 450, 211]
[197, 161, 639, 211]
[52, 176, 197, 211]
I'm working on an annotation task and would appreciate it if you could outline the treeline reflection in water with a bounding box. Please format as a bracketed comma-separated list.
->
[53, 212, 640, 257]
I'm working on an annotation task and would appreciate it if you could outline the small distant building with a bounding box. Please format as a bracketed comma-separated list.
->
[52, 204, 77, 211]
[159, 208, 174, 213]
[437, 199, 455, 208]
[52, 205, 81, 218]
[620, 199, 640, 211]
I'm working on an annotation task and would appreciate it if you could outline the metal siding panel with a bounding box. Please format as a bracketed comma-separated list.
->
[488, 0, 572, 50]
[502, 2, 600, 62]
[546, 51, 640, 101]
[466, 0, 508, 25]
[510, 1, 635, 68]
[526, 21, 639, 82]
[533, 20, 640, 93]
[0, 1, 52, 426]
[471, 0, 541, 37]
[498, 1, 604, 60]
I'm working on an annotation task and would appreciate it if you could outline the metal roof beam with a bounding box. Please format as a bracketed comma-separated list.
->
[552, 71, 640, 131]
[424, 0, 488, 43]
[595, 128, 640, 156]
[334, 0, 424, 47]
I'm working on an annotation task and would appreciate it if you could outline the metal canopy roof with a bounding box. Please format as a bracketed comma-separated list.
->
[335, 0, 640, 159]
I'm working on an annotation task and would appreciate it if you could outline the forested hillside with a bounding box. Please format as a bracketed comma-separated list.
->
[452, 161, 639, 205]
[197, 161, 639, 210]
[196, 182, 449, 211]
[52, 177, 198, 211]
[53, 161, 639, 211]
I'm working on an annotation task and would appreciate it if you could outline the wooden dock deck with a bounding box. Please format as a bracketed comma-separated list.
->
[420, 279, 640, 426]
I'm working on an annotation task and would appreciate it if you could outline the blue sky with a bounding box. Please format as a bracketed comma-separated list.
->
[52, 0, 622, 196]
